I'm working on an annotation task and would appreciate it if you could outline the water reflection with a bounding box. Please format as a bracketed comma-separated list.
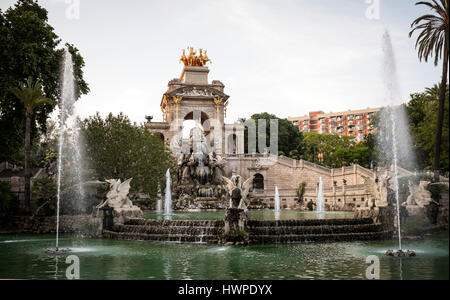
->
[0, 233, 447, 280]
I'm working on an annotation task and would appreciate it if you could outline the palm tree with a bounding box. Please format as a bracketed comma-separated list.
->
[9, 78, 54, 214]
[409, 0, 449, 181]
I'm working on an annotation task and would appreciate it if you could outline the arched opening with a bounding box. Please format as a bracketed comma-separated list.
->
[253, 173, 264, 190]
[183, 111, 211, 135]
[227, 134, 237, 155]
[182, 111, 212, 154]
[158, 133, 165, 143]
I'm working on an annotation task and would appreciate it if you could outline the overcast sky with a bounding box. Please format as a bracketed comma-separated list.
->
[1, 0, 441, 124]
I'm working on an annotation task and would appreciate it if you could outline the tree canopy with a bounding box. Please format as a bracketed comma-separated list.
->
[298, 132, 374, 168]
[243, 112, 303, 155]
[0, 0, 89, 163]
[406, 84, 449, 172]
[81, 113, 175, 197]
[369, 84, 449, 173]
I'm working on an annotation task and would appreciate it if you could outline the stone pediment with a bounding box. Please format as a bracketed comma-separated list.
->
[165, 86, 229, 101]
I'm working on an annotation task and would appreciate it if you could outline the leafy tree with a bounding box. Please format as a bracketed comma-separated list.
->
[0, 181, 19, 220]
[81, 113, 175, 198]
[407, 84, 449, 172]
[243, 112, 303, 155]
[289, 150, 300, 160]
[409, 0, 449, 181]
[0, 0, 89, 164]
[370, 105, 418, 171]
[9, 77, 54, 213]
[370, 84, 449, 173]
[31, 119, 58, 169]
[333, 143, 371, 168]
[31, 176, 56, 216]
[299, 132, 356, 167]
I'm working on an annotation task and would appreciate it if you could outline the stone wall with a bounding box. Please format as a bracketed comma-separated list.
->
[0, 215, 102, 236]
[0, 167, 47, 213]
[223, 154, 376, 211]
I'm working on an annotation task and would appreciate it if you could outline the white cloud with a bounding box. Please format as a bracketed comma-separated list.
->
[1, 0, 441, 124]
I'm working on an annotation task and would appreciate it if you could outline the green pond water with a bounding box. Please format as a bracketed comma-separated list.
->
[144, 210, 355, 221]
[0, 230, 448, 280]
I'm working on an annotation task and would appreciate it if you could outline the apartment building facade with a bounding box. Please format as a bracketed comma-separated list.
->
[287, 108, 381, 142]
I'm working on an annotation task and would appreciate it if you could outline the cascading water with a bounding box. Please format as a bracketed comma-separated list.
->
[316, 177, 325, 214]
[164, 169, 172, 219]
[54, 48, 85, 252]
[379, 30, 416, 251]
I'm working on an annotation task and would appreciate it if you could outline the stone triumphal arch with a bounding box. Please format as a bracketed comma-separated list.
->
[146, 48, 244, 156]
[146, 48, 384, 211]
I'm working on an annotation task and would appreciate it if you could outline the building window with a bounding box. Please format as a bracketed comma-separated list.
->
[253, 174, 264, 190]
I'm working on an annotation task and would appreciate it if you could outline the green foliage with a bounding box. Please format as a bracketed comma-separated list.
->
[406, 84, 449, 172]
[243, 112, 303, 155]
[0, 181, 19, 218]
[0, 0, 89, 162]
[31, 177, 56, 215]
[333, 142, 372, 168]
[81, 113, 175, 198]
[409, 0, 448, 66]
[28, 119, 57, 169]
[409, 1, 448, 179]
[370, 84, 449, 172]
[298, 132, 372, 168]
[300, 132, 353, 166]
[9, 77, 55, 111]
[289, 150, 300, 160]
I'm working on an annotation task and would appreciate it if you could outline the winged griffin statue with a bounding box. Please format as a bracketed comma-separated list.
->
[222, 175, 254, 210]
[97, 178, 134, 210]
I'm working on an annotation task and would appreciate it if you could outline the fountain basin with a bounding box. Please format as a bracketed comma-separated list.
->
[0, 231, 447, 280]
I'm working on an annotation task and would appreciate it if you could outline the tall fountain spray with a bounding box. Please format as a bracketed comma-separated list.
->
[54, 48, 84, 251]
[164, 169, 172, 218]
[317, 177, 325, 214]
[274, 186, 280, 212]
[274, 186, 280, 220]
[379, 30, 416, 251]
[156, 183, 162, 213]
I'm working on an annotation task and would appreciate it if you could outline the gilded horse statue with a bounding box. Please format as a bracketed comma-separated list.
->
[180, 47, 211, 66]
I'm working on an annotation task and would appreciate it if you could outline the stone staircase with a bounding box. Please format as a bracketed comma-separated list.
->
[103, 219, 224, 243]
[247, 218, 391, 244]
[103, 217, 391, 244]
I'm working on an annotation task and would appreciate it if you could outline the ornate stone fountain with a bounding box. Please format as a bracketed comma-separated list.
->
[174, 136, 229, 210]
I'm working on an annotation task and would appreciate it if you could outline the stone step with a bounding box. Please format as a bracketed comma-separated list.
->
[247, 224, 383, 235]
[114, 224, 222, 235]
[125, 218, 224, 227]
[103, 230, 219, 243]
[249, 231, 392, 243]
[247, 218, 373, 227]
